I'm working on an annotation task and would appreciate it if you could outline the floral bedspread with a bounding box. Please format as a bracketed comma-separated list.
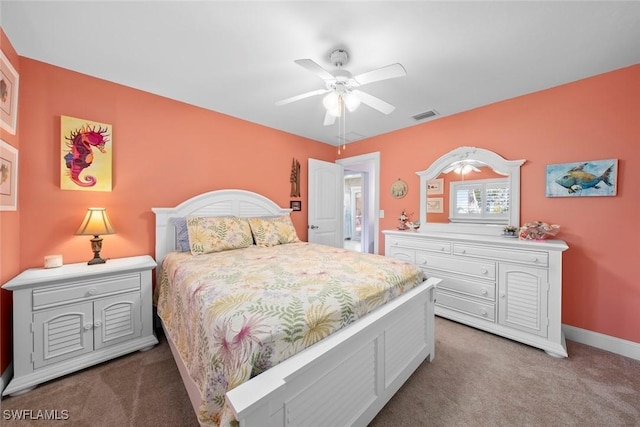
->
[156, 242, 426, 426]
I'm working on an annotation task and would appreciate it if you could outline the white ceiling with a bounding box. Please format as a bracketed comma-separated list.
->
[2, 1, 639, 146]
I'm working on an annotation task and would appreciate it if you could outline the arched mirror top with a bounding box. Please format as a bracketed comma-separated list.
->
[417, 147, 525, 235]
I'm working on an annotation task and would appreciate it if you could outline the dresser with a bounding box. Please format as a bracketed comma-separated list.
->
[383, 230, 569, 357]
[2, 255, 158, 396]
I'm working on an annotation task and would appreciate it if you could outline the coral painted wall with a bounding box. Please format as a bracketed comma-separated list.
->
[1, 30, 638, 377]
[338, 64, 640, 345]
[0, 55, 335, 373]
[0, 28, 20, 374]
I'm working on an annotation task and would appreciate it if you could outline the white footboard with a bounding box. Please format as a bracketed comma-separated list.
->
[226, 277, 438, 427]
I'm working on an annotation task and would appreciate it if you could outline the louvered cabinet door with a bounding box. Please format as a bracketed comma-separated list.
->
[33, 303, 94, 369]
[94, 292, 141, 350]
[498, 264, 549, 337]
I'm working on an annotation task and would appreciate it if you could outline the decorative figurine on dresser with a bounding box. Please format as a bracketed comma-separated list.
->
[1, 255, 158, 396]
[384, 147, 569, 357]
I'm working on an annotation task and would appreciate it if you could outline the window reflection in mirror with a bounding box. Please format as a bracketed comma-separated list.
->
[418, 147, 525, 232]
[426, 165, 508, 223]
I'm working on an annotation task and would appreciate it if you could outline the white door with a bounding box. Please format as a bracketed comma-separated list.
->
[308, 158, 343, 247]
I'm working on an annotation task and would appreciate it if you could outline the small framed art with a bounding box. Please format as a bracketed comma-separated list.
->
[1, 50, 20, 135]
[290, 200, 302, 211]
[0, 139, 18, 210]
[391, 179, 408, 199]
[426, 197, 443, 213]
[427, 178, 443, 195]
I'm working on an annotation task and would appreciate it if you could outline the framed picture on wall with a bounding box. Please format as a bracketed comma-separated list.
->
[1, 50, 20, 135]
[545, 159, 618, 197]
[290, 200, 302, 211]
[0, 139, 18, 210]
[426, 197, 443, 213]
[427, 178, 443, 195]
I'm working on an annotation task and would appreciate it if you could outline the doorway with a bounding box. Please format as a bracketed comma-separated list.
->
[343, 173, 364, 252]
[337, 152, 380, 254]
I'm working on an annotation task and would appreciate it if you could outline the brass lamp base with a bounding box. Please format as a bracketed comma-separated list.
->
[88, 235, 107, 265]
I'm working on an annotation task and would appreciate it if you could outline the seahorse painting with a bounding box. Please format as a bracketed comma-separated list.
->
[61, 116, 112, 191]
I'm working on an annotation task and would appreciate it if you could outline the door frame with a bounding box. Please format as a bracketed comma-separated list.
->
[336, 152, 380, 254]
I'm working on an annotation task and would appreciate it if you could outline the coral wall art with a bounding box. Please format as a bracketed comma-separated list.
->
[0, 50, 19, 135]
[0, 139, 18, 210]
[60, 116, 113, 191]
[546, 159, 617, 197]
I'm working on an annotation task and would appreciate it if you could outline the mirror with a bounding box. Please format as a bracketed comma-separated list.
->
[416, 147, 525, 235]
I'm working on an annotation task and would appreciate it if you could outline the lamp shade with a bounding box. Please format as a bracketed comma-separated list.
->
[342, 92, 361, 112]
[76, 208, 116, 236]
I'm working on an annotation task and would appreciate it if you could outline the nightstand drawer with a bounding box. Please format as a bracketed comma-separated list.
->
[33, 274, 141, 309]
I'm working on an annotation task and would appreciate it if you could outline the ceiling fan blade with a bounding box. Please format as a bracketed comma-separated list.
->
[294, 59, 336, 82]
[354, 63, 406, 86]
[323, 110, 336, 126]
[351, 89, 395, 114]
[275, 88, 329, 106]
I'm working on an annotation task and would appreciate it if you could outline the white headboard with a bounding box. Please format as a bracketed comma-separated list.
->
[152, 189, 292, 269]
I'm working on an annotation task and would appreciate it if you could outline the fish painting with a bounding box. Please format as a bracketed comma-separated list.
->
[546, 160, 617, 197]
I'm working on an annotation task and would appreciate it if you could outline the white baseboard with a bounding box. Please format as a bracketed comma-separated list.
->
[563, 324, 640, 362]
[0, 362, 13, 399]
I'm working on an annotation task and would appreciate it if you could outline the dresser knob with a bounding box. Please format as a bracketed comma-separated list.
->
[500, 293, 506, 299]
[94, 321, 102, 328]
[480, 310, 487, 316]
[421, 260, 428, 265]
[83, 323, 93, 330]
[481, 289, 488, 295]
[531, 257, 539, 262]
[461, 249, 466, 254]
[481, 268, 488, 274]
[88, 288, 97, 296]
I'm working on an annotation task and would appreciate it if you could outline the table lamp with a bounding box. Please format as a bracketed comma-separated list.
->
[76, 207, 116, 265]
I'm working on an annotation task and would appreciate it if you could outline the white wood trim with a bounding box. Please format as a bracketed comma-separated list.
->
[563, 324, 640, 362]
[337, 151, 381, 254]
[0, 363, 13, 398]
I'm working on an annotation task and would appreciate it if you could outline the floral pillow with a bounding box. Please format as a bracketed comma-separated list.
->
[186, 216, 253, 255]
[248, 215, 300, 247]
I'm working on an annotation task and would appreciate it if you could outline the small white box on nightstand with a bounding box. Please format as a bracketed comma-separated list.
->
[44, 254, 63, 269]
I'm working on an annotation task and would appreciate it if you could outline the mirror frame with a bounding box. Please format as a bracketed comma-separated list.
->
[417, 146, 525, 235]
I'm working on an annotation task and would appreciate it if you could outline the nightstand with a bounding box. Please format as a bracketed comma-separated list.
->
[2, 255, 159, 396]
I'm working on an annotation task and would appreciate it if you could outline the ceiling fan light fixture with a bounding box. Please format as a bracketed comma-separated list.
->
[322, 92, 340, 111]
[342, 92, 361, 112]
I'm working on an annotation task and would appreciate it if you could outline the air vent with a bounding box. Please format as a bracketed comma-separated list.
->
[335, 131, 365, 143]
[412, 110, 439, 121]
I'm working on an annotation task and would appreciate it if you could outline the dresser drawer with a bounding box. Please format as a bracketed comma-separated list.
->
[429, 271, 495, 302]
[436, 291, 496, 322]
[453, 243, 548, 267]
[416, 253, 496, 280]
[32, 274, 141, 309]
[386, 245, 415, 263]
[387, 236, 451, 254]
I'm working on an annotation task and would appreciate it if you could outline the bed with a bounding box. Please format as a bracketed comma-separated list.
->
[153, 189, 440, 427]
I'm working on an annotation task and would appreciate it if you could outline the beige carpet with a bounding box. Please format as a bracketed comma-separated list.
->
[2, 317, 639, 426]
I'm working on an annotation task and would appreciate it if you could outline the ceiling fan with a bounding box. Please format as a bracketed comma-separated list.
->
[276, 49, 406, 126]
